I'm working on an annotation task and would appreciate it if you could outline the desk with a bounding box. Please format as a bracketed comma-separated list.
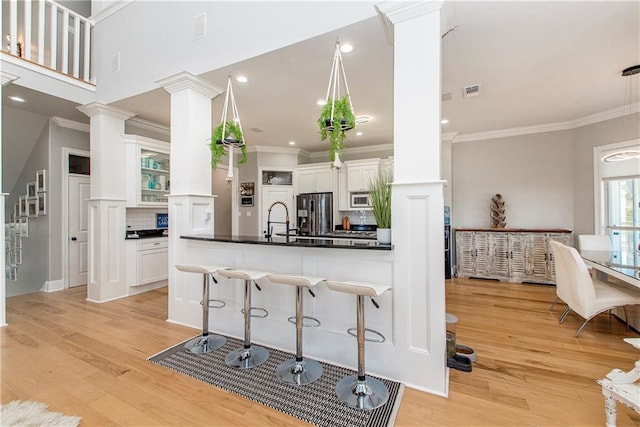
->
[581, 251, 640, 289]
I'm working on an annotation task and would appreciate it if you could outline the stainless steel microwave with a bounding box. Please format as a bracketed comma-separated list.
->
[350, 192, 371, 208]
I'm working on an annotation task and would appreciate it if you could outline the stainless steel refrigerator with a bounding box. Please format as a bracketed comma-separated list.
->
[296, 192, 333, 236]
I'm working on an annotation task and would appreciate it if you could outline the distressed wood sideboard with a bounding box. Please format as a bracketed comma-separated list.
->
[455, 228, 572, 284]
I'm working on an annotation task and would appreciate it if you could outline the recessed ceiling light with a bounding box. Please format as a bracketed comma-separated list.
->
[236, 75, 248, 83]
[356, 131, 363, 136]
[9, 96, 25, 102]
[355, 116, 369, 124]
[289, 141, 296, 146]
[340, 43, 353, 53]
[441, 119, 449, 125]
[317, 99, 326, 106]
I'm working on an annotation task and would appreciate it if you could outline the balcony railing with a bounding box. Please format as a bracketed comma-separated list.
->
[3, 0, 93, 84]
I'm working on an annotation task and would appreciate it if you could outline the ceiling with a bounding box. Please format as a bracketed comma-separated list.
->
[4, 1, 640, 155]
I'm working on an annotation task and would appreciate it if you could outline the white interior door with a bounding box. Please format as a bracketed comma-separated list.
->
[261, 186, 294, 236]
[69, 175, 90, 287]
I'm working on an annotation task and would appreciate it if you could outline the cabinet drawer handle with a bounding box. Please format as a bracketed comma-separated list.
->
[153, 242, 160, 245]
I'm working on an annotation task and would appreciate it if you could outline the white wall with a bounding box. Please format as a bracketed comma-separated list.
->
[450, 113, 640, 237]
[452, 129, 574, 229]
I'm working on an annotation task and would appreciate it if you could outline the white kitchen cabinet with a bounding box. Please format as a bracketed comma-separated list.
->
[455, 229, 572, 284]
[124, 135, 170, 208]
[337, 168, 349, 211]
[293, 164, 335, 194]
[126, 237, 168, 287]
[346, 160, 379, 192]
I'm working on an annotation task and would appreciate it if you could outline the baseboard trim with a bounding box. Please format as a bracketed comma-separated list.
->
[41, 279, 64, 293]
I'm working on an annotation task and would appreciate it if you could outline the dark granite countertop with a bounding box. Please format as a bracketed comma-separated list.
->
[125, 229, 168, 240]
[180, 234, 392, 250]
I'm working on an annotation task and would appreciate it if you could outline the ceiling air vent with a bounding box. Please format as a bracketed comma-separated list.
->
[441, 92, 452, 102]
[248, 127, 264, 133]
[463, 84, 480, 98]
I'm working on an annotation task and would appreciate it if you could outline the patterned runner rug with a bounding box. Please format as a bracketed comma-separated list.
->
[150, 336, 404, 427]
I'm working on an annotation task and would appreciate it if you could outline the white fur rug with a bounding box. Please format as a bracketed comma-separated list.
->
[1, 401, 81, 426]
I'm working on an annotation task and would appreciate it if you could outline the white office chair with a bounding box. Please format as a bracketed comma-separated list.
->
[577, 234, 612, 252]
[549, 241, 640, 337]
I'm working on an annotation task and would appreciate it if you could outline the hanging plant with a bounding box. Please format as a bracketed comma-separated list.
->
[318, 96, 356, 164]
[209, 76, 247, 180]
[317, 40, 357, 168]
[210, 121, 247, 169]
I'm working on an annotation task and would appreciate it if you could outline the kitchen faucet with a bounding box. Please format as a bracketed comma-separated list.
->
[265, 201, 290, 240]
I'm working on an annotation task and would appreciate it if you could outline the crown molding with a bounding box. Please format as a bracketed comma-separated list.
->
[453, 102, 640, 143]
[127, 117, 170, 137]
[248, 145, 301, 155]
[376, 1, 443, 44]
[307, 143, 394, 161]
[77, 102, 136, 120]
[90, 0, 134, 24]
[1, 70, 20, 86]
[51, 117, 90, 133]
[156, 71, 223, 99]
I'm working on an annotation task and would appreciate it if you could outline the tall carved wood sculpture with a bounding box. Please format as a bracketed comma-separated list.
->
[490, 193, 506, 229]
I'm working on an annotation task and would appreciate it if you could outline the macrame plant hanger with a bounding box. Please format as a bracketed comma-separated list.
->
[323, 40, 355, 169]
[219, 75, 245, 182]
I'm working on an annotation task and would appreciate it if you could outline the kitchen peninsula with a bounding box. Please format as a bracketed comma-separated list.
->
[176, 233, 396, 382]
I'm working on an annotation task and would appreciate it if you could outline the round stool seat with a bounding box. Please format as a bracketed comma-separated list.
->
[218, 269, 271, 281]
[325, 280, 391, 297]
[267, 274, 325, 288]
[175, 264, 229, 355]
[176, 265, 229, 275]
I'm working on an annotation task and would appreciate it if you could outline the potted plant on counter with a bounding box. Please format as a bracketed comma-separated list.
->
[369, 170, 392, 244]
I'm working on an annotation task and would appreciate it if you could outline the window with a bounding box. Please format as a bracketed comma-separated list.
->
[604, 176, 640, 266]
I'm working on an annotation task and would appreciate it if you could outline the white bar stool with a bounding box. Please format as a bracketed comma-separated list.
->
[267, 274, 325, 385]
[325, 280, 391, 410]
[175, 264, 229, 354]
[217, 269, 272, 369]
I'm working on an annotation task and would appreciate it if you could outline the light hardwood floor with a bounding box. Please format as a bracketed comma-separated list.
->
[2, 278, 639, 426]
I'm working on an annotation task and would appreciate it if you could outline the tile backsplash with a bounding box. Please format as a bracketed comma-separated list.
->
[338, 210, 376, 226]
[126, 208, 168, 230]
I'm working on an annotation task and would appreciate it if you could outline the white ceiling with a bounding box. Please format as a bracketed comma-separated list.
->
[4, 1, 640, 156]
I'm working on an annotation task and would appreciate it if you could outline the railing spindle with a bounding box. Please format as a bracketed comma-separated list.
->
[61, 9, 69, 74]
[38, 0, 45, 64]
[83, 21, 91, 81]
[49, 3, 58, 69]
[24, 0, 32, 60]
[72, 16, 80, 78]
[9, 0, 18, 56]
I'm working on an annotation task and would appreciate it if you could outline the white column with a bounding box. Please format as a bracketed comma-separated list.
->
[156, 72, 223, 324]
[376, 1, 448, 395]
[77, 103, 135, 303]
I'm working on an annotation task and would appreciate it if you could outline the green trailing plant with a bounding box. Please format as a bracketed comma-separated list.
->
[317, 96, 356, 165]
[369, 170, 392, 229]
[210, 121, 248, 169]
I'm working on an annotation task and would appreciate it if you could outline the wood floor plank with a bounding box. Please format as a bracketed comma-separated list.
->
[2, 279, 640, 426]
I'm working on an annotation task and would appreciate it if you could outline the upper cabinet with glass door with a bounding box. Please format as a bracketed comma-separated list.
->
[124, 135, 170, 207]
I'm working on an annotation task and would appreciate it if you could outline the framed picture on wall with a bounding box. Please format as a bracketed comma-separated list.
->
[15, 249, 22, 265]
[36, 169, 47, 192]
[27, 199, 37, 217]
[19, 217, 29, 238]
[37, 193, 47, 216]
[19, 196, 27, 217]
[27, 182, 37, 198]
[13, 203, 19, 220]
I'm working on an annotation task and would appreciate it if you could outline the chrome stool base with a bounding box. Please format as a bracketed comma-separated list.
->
[184, 334, 226, 354]
[276, 358, 323, 385]
[225, 346, 269, 369]
[336, 375, 389, 410]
